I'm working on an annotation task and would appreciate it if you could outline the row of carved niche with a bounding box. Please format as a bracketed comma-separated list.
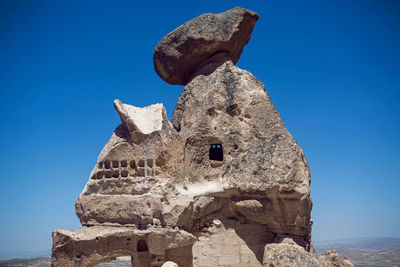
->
[97, 159, 160, 170]
[91, 159, 160, 180]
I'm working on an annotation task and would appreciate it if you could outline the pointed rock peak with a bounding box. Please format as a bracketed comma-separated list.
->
[114, 99, 164, 136]
[153, 7, 259, 85]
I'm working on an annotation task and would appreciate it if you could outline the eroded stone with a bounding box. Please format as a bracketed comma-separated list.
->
[52, 6, 353, 267]
[153, 7, 259, 85]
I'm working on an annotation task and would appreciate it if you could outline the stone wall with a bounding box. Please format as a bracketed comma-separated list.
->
[192, 222, 275, 267]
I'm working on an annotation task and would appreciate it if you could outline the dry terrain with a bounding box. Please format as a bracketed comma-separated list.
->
[1, 238, 400, 266]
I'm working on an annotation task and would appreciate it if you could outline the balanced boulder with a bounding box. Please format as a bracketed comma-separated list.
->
[153, 7, 259, 85]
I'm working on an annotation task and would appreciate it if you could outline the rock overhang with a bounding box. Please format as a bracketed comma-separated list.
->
[153, 7, 259, 85]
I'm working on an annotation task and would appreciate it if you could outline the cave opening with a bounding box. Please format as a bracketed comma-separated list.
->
[137, 239, 149, 252]
[209, 144, 223, 161]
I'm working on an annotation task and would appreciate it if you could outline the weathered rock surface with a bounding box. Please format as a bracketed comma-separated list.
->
[52, 6, 353, 267]
[153, 7, 258, 85]
[263, 243, 322, 267]
[319, 250, 355, 267]
[52, 226, 195, 267]
[114, 100, 164, 142]
[262, 243, 355, 267]
[75, 100, 184, 226]
[75, 62, 312, 244]
[172, 60, 312, 243]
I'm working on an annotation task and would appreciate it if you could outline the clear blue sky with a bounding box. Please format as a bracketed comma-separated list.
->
[0, 0, 399, 259]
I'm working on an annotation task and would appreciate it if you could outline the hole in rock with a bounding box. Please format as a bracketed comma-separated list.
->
[112, 170, 119, 178]
[147, 159, 153, 168]
[104, 160, 111, 169]
[121, 160, 128, 168]
[137, 239, 149, 252]
[112, 160, 119, 168]
[130, 160, 136, 169]
[138, 160, 145, 168]
[209, 144, 223, 161]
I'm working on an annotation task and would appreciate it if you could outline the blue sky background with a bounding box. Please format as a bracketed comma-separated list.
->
[0, 0, 399, 259]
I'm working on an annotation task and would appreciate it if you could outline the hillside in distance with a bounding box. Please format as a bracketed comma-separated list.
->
[0, 257, 131, 267]
[314, 237, 400, 267]
[1, 238, 399, 266]
[314, 237, 400, 251]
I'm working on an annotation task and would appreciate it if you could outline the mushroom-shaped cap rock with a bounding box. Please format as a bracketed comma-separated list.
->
[153, 7, 259, 85]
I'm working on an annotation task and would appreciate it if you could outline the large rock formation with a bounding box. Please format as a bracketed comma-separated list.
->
[153, 7, 259, 85]
[52, 7, 353, 267]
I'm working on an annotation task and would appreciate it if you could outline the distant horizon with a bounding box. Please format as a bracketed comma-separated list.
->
[1, 236, 400, 260]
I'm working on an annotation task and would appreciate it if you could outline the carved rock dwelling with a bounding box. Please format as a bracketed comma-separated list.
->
[52, 7, 353, 267]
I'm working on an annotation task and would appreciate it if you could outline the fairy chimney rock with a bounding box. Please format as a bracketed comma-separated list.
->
[52, 7, 354, 267]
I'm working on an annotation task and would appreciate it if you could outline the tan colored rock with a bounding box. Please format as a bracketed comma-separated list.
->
[172, 60, 312, 243]
[235, 199, 264, 216]
[114, 100, 164, 142]
[153, 7, 258, 85]
[52, 6, 349, 267]
[262, 243, 322, 267]
[172, 60, 311, 196]
[319, 250, 354, 267]
[52, 226, 195, 267]
[75, 100, 184, 226]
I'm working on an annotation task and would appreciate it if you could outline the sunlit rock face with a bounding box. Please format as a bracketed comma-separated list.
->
[153, 7, 259, 85]
[52, 6, 353, 267]
[171, 59, 312, 240]
[75, 100, 184, 226]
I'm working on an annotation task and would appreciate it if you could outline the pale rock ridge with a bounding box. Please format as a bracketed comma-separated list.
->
[52, 6, 353, 267]
[114, 100, 163, 136]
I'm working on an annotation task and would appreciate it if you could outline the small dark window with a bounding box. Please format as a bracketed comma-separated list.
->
[209, 144, 223, 161]
[137, 239, 148, 252]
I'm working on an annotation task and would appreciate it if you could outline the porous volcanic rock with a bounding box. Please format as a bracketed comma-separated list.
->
[172, 60, 312, 241]
[153, 7, 258, 85]
[52, 226, 196, 267]
[262, 243, 354, 267]
[319, 250, 355, 267]
[75, 100, 184, 226]
[52, 6, 354, 267]
[263, 243, 322, 267]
